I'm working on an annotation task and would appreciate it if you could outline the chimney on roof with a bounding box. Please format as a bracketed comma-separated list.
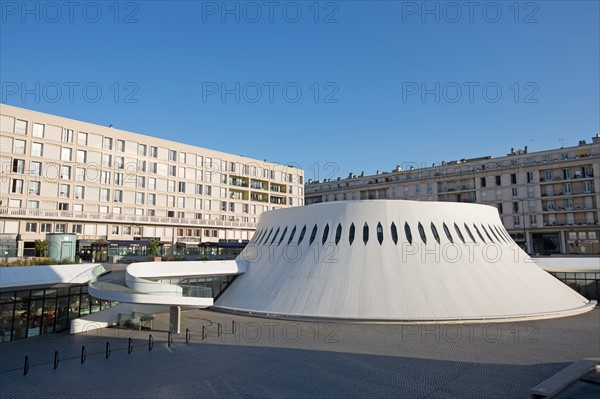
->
[578, 140, 587, 146]
[592, 134, 600, 144]
[510, 147, 515, 155]
[108, 124, 113, 128]
[524, 146, 528, 154]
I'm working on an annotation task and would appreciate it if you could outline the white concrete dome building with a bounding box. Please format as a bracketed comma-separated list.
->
[215, 200, 595, 321]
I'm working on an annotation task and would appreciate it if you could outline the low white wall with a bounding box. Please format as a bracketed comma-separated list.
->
[70, 303, 169, 334]
[534, 256, 600, 273]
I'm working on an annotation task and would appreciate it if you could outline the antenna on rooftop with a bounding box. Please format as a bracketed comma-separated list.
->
[558, 138, 567, 148]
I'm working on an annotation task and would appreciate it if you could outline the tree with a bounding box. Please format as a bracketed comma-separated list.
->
[147, 238, 161, 257]
[34, 239, 49, 257]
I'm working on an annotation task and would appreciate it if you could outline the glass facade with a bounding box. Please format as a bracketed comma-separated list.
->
[550, 272, 600, 301]
[0, 284, 116, 343]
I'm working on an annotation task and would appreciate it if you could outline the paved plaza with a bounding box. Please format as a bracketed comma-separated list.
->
[1, 308, 599, 398]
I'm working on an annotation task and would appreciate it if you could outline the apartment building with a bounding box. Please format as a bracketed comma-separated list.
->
[0, 105, 304, 259]
[305, 136, 600, 255]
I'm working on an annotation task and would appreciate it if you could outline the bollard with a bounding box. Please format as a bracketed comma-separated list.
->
[148, 334, 154, 351]
[218, 323, 222, 337]
[53, 350, 59, 370]
[232, 320, 236, 333]
[128, 337, 133, 354]
[185, 328, 191, 343]
[105, 342, 111, 359]
[23, 356, 29, 376]
[202, 325, 206, 341]
[81, 346, 87, 364]
[168, 331, 173, 347]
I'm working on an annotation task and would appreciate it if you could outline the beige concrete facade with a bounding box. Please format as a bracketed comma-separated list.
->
[305, 137, 600, 255]
[0, 105, 304, 258]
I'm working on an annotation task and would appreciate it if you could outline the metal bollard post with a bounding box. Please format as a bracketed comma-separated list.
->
[53, 350, 59, 370]
[105, 342, 111, 359]
[232, 320, 236, 333]
[185, 328, 191, 343]
[148, 334, 154, 351]
[202, 325, 206, 341]
[168, 331, 173, 347]
[23, 356, 29, 376]
[81, 346, 87, 364]
[128, 337, 133, 354]
[218, 323, 222, 337]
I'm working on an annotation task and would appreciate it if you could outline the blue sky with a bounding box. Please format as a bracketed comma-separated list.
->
[1, 1, 598, 181]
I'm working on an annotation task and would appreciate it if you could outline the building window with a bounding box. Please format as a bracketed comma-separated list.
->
[75, 185, 85, 199]
[15, 119, 27, 134]
[115, 156, 124, 169]
[40, 223, 52, 233]
[76, 150, 87, 163]
[101, 171, 110, 184]
[31, 142, 43, 157]
[116, 139, 125, 152]
[103, 137, 113, 150]
[136, 176, 145, 189]
[78, 132, 88, 145]
[169, 165, 176, 176]
[148, 193, 156, 205]
[61, 165, 71, 180]
[169, 150, 177, 162]
[137, 160, 146, 172]
[32, 123, 45, 137]
[563, 168, 571, 179]
[178, 182, 186, 192]
[495, 176, 501, 186]
[25, 222, 37, 233]
[513, 202, 519, 213]
[583, 181, 592, 193]
[111, 226, 119, 235]
[59, 184, 70, 198]
[100, 188, 110, 201]
[72, 224, 83, 234]
[148, 177, 156, 190]
[564, 183, 572, 194]
[11, 179, 23, 194]
[61, 147, 72, 161]
[527, 172, 533, 183]
[62, 128, 74, 143]
[10, 160, 25, 176]
[74, 167, 85, 181]
[513, 216, 520, 226]
[136, 192, 145, 205]
[30, 161, 42, 176]
[179, 152, 186, 163]
[138, 144, 147, 156]
[29, 181, 41, 195]
[150, 146, 158, 157]
[178, 197, 185, 208]
[565, 198, 573, 210]
[27, 200, 39, 209]
[510, 174, 517, 184]
[544, 170, 553, 181]
[58, 203, 69, 211]
[14, 139, 26, 154]
[511, 187, 518, 197]
[114, 190, 123, 202]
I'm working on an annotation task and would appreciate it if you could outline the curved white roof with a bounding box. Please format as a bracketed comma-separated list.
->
[215, 200, 594, 321]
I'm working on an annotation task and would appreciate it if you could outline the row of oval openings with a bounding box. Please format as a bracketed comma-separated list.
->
[250, 221, 512, 247]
